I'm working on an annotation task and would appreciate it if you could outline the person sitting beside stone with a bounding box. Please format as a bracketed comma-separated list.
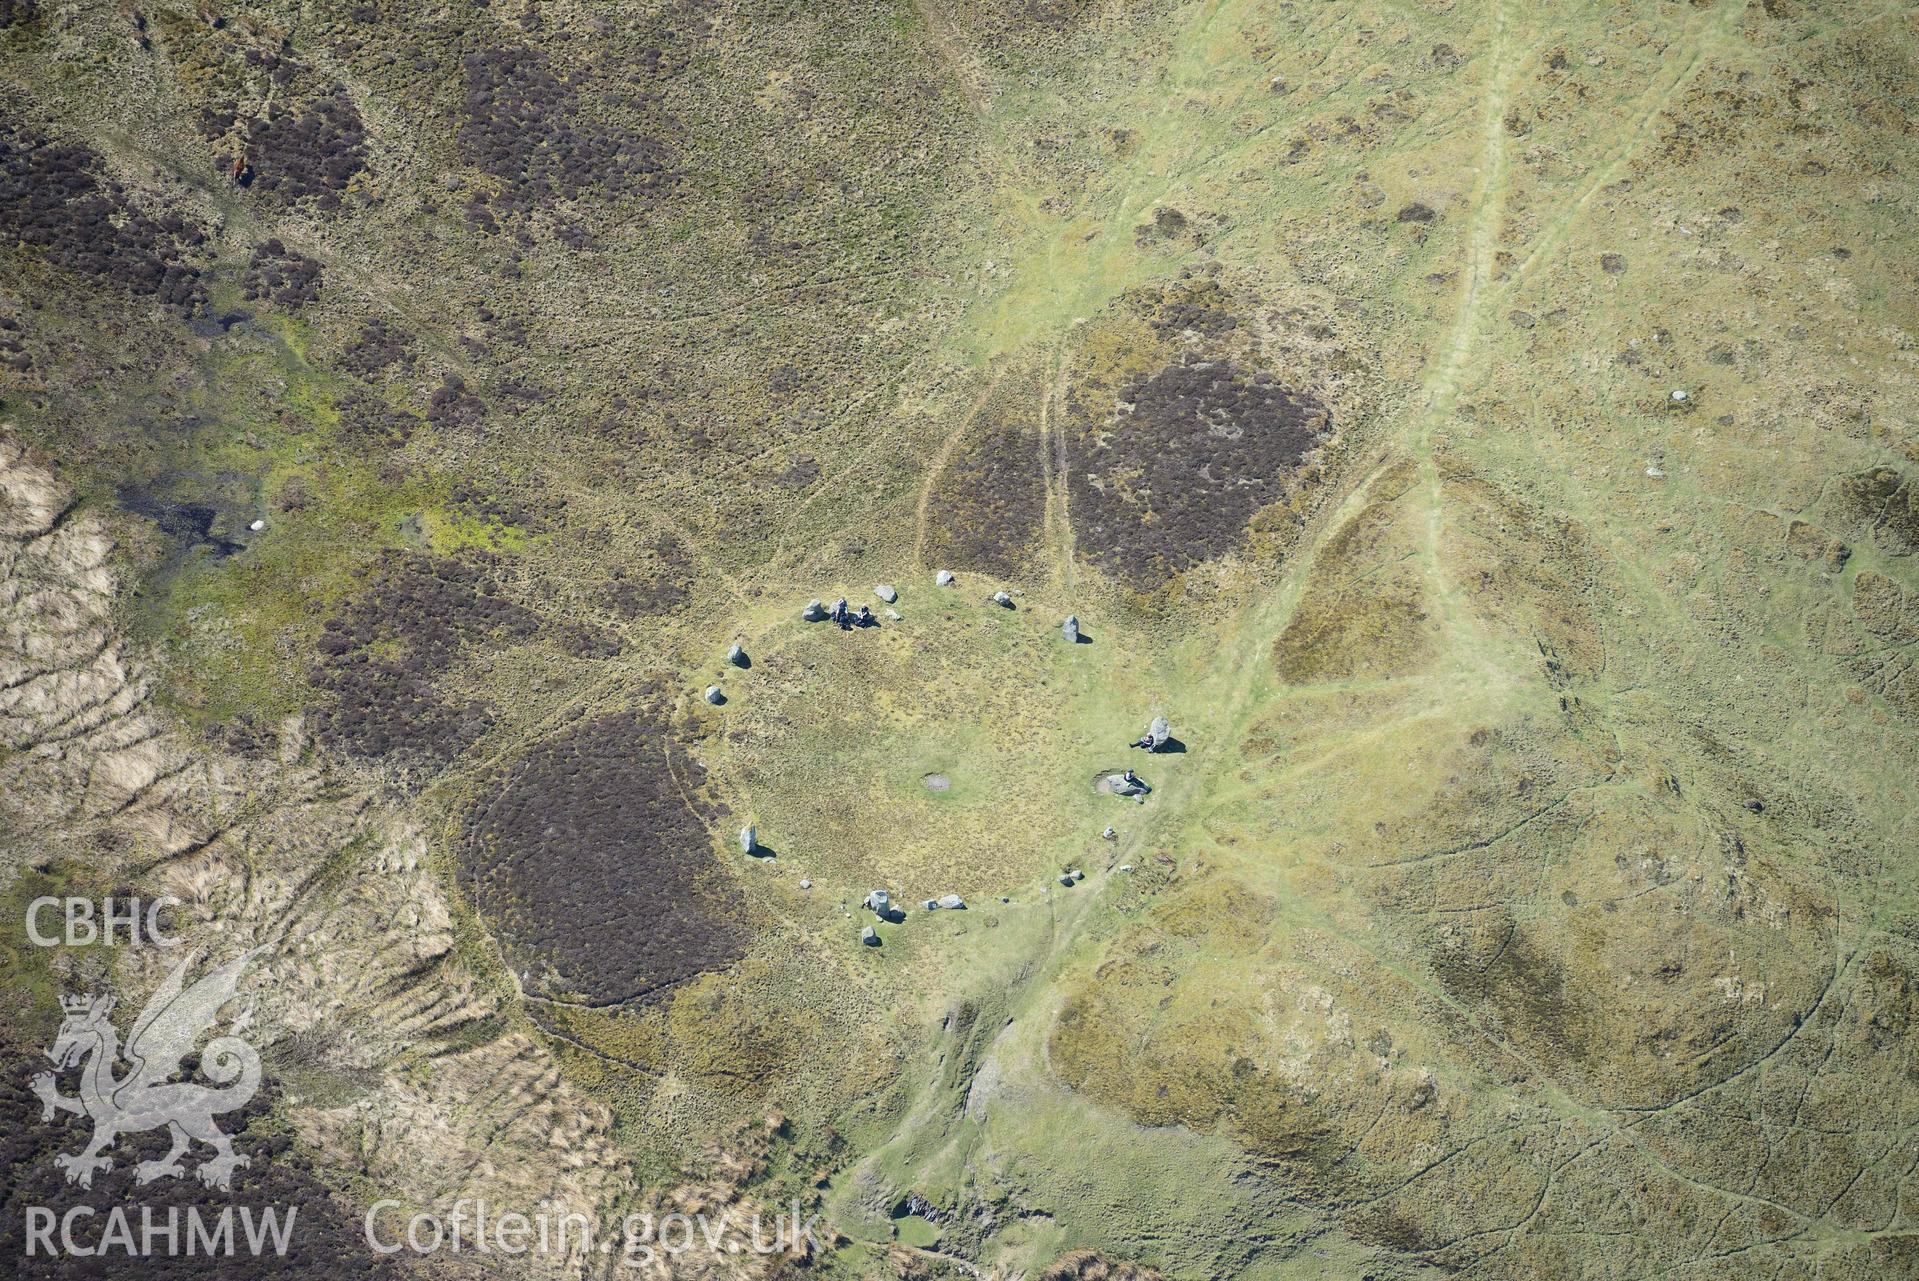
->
[856, 605, 874, 628]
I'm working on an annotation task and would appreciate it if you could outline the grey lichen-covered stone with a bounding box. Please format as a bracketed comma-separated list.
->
[861, 926, 879, 947]
[1150, 715, 1170, 746]
[937, 893, 966, 910]
[992, 591, 1014, 608]
[728, 642, 747, 666]
[864, 889, 892, 914]
[935, 570, 955, 587]
[1063, 615, 1080, 643]
[802, 599, 826, 621]
[740, 824, 756, 854]
[875, 584, 898, 603]
[704, 685, 725, 704]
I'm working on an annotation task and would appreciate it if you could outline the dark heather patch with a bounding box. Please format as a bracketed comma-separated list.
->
[243, 91, 368, 211]
[0, 115, 208, 312]
[461, 710, 749, 1005]
[1834, 467, 1918, 556]
[241, 240, 323, 309]
[447, 479, 560, 534]
[926, 422, 1048, 578]
[335, 389, 417, 451]
[459, 45, 677, 222]
[1433, 922, 1601, 1068]
[1069, 355, 1328, 589]
[0, 1061, 407, 1280]
[310, 552, 538, 770]
[425, 374, 485, 429]
[339, 317, 417, 378]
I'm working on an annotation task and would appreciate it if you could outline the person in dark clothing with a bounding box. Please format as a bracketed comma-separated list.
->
[832, 598, 850, 628]
[1130, 734, 1155, 751]
[856, 605, 874, 628]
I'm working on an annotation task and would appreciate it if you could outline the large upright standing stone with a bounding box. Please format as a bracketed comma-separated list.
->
[1062, 615, 1080, 644]
[740, 824, 757, 855]
[875, 585, 898, 603]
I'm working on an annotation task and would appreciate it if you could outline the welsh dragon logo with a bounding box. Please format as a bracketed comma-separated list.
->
[32, 948, 264, 1191]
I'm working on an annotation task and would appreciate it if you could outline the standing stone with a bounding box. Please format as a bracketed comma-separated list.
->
[861, 926, 880, 947]
[935, 570, 955, 587]
[864, 889, 892, 915]
[876, 585, 898, 603]
[740, 824, 756, 855]
[1062, 615, 1080, 643]
[937, 894, 966, 910]
[1149, 716, 1170, 748]
[992, 591, 1014, 609]
[803, 599, 826, 621]
[705, 685, 725, 705]
[728, 643, 748, 666]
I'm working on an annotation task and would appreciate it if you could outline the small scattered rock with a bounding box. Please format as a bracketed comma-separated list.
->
[1102, 827, 1117, 840]
[937, 894, 965, 910]
[935, 570, 955, 587]
[248, 518, 267, 532]
[875, 584, 898, 603]
[799, 879, 812, 890]
[728, 642, 748, 666]
[1117, 864, 1133, 873]
[1670, 388, 1690, 404]
[704, 685, 725, 705]
[1646, 466, 1665, 478]
[1060, 869, 1084, 886]
[885, 608, 902, 621]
